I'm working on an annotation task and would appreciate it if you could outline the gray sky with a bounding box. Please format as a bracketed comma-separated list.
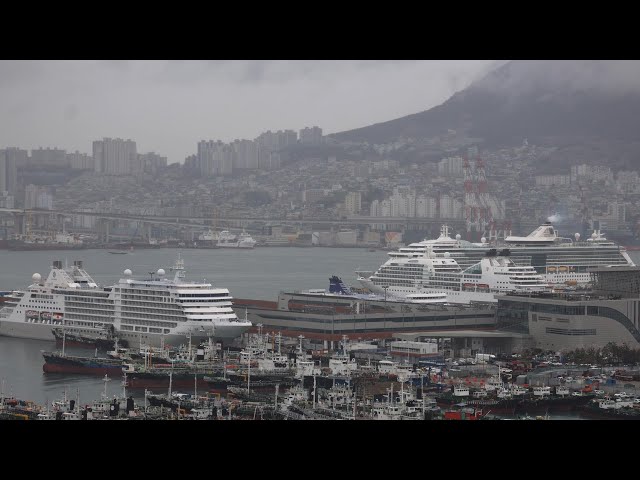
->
[0, 60, 499, 164]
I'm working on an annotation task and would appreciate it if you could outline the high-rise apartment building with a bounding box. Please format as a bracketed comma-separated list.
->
[0, 148, 26, 195]
[299, 126, 323, 145]
[30, 147, 68, 168]
[93, 138, 137, 175]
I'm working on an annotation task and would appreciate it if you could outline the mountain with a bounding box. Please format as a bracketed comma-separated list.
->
[330, 61, 640, 155]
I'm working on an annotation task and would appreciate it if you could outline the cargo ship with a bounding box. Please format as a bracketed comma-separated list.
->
[42, 351, 125, 376]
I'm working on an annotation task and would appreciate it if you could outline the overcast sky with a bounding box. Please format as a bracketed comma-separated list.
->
[0, 60, 500, 164]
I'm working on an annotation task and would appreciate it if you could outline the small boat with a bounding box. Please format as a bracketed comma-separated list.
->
[108, 251, 128, 255]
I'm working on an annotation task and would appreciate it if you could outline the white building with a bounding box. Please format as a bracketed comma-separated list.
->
[535, 174, 571, 186]
[24, 184, 39, 209]
[439, 194, 463, 219]
[36, 189, 53, 210]
[390, 193, 415, 217]
[136, 152, 167, 175]
[416, 196, 438, 218]
[380, 199, 392, 217]
[232, 139, 259, 169]
[437, 156, 464, 176]
[571, 164, 613, 183]
[198, 140, 233, 177]
[608, 202, 626, 223]
[345, 192, 362, 215]
[67, 151, 94, 170]
[370, 199, 380, 217]
[389, 340, 438, 357]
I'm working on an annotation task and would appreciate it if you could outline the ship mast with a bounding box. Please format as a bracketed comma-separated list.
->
[247, 348, 251, 394]
[61, 318, 66, 357]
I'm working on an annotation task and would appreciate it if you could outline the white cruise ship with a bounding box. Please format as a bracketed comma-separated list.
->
[357, 247, 547, 304]
[0, 256, 251, 347]
[393, 224, 634, 287]
[217, 230, 256, 249]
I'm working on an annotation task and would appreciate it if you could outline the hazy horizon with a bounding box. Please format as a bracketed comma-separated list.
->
[0, 60, 499, 163]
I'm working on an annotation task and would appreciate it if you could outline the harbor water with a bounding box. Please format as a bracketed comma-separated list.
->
[0, 247, 388, 406]
[1, 247, 639, 416]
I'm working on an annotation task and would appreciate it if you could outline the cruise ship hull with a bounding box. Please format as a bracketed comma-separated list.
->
[111, 322, 252, 348]
[216, 243, 255, 249]
[0, 321, 58, 341]
[0, 319, 251, 346]
[358, 278, 497, 304]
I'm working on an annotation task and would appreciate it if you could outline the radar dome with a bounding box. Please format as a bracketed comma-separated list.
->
[592, 232, 597, 239]
[455, 234, 461, 240]
[575, 233, 580, 241]
[123, 269, 132, 276]
[157, 268, 166, 277]
[481, 237, 487, 243]
[444, 252, 451, 258]
[32, 273, 41, 283]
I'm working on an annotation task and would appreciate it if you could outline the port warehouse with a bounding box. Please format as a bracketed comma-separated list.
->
[232, 266, 640, 356]
[232, 296, 498, 349]
[232, 296, 525, 356]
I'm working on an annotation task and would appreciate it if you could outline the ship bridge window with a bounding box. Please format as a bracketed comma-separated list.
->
[464, 264, 482, 275]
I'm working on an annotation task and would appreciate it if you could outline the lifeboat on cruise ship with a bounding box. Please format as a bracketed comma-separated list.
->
[547, 266, 557, 273]
[463, 283, 476, 290]
[558, 266, 569, 272]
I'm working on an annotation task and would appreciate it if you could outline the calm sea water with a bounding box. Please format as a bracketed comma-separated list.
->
[1, 247, 638, 412]
[0, 247, 387, 300]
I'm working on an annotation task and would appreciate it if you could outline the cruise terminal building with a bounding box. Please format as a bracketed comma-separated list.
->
[495, 266, 640, 351]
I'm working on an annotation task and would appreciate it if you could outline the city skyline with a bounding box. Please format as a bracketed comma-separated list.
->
[0, 60, 498, 163]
